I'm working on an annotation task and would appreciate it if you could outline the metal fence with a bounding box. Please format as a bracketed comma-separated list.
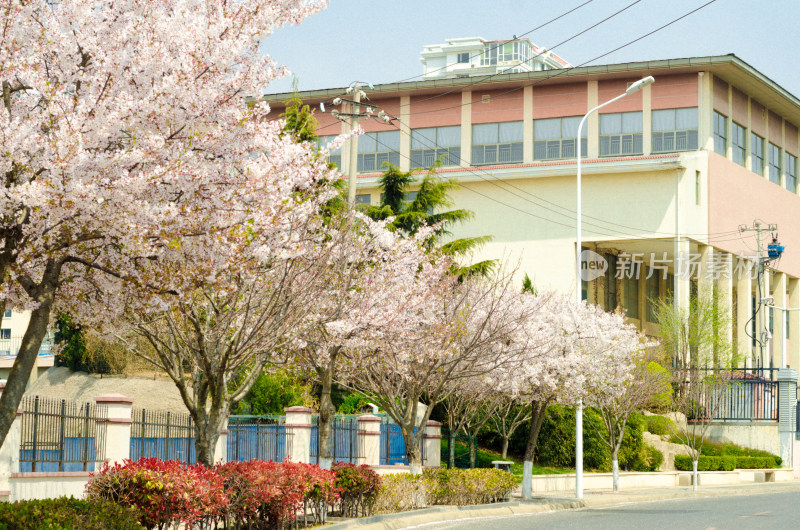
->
[227, 415, 289, 462]
[690, 371, 780, 423]
[311, 416, 360, 464]
[379, 419, 425, 465]
[19, 395, 107, 472]
[129, 408, 196, 463]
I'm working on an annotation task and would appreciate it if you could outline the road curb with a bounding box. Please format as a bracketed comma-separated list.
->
[325, 481, 800, 529]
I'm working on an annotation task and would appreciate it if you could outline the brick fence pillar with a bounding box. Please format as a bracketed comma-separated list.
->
[284, 406, 312, 464]
[357, 415, 381, 466]
[0, 406, 22, 500]
[94, 394, 133, 466]
[423, 420, 442, 468]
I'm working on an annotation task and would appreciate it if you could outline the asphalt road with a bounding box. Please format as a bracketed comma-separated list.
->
[422, 490, 799, 529]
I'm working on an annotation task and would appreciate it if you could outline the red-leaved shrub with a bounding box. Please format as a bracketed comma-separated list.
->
[86, 458, 227, 529]
[331, 462, 381, 517]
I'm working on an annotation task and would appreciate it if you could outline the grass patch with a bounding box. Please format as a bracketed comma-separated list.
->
[439, 438, 570, 481]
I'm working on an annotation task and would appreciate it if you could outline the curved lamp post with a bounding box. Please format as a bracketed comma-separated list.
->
[574, 75, 654, 499]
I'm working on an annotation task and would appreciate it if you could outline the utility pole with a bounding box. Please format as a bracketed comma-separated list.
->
[740, 221, 783, 368]
[325, 83, 393, 208]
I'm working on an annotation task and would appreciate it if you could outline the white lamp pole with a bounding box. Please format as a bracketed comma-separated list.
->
[574, 75, 654, 499]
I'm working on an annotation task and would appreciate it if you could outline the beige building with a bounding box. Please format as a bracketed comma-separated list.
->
[247, 55, 800, 373]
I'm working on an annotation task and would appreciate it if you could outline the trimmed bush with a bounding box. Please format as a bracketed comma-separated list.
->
[86, 458, 226, 529]
[332, 462, 381, 517]
[373, 473, 431, 514]
[674, 455, 736, 471]
[733, 456, 781, 469]
[0, 496, 143, 530]
[216, 460, 337, 528]
[423, 468, 517, 505]
[643, 415, 676, 437]
[374, 468, 516, 514]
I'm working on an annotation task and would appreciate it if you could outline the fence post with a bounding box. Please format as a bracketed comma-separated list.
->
[95, 394, 134, 466]
[213, 416, 228, 465]
[422, 420, 442, 469]
[356, 415, 381, 466]
[0, 406, 22, 501]
[777, 368, 798, 469]
[284, 406, 312, 464]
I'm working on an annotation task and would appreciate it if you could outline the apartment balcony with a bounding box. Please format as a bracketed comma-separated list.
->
[0, 336, 55, 369]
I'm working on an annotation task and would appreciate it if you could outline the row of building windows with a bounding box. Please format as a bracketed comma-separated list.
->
[319, 107, 700, 172]
[713, 110, 798, 193]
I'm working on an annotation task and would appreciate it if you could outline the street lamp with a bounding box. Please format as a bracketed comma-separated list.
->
[574, 75, 654, 499]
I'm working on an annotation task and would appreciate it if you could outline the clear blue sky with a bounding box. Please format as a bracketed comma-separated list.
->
[261, 0, 800, 97]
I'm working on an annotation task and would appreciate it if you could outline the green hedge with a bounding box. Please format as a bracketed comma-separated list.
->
[674, 455, 780, 471]
[0, 497, 143, 530]
[643, 415, 676, 437]
[674, 455, 736, 471]
[373, 468, 516, 514]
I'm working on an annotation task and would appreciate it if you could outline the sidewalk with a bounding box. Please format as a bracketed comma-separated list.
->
[325, 480, 800, 529]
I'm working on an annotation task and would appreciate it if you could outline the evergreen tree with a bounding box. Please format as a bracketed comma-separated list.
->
[363, 162, 495, 278]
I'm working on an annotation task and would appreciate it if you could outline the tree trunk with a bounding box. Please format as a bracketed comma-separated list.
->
[195, 424, 221, 467]
[469, 437, 476, 469]
[522, 399, 549, 500]
[612, 453, 620, 492]
[692, 457, 698, 491]
[404, 429, 423, 474]
[0, 283, 55, 451]
[501, 436, 509, 460]
[448, 430, 455, 468]
[318, 363, 336, 470]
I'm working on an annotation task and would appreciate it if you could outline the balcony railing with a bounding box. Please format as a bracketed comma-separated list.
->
[0, 336, 55, 360]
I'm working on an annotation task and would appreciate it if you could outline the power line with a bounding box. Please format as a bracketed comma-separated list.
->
[393, 0, 595, 84]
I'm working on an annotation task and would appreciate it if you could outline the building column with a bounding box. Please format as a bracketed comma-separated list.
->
[399, 95, 411, 172]
[422, 420, 442, 469]
[94, 394, 133, 466]
[460, 90, 472, 167]
[717, 251, 734, 363]
[284, 406, 312, 464]
[698, 72, 714, 152]
[523, 86, 533, 163]
[777, 368, 798, 468]
[773, 272, 787, 368]
[356, 415, 381, 466]
[587, 80, 599, 159]
[736, 257, 755, 365]
[788, 278, 800, 370]
[642, 84, 652, 156]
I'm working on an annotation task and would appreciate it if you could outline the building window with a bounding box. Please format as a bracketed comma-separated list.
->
[358, 131, 401, 172]
[646, 272, 659, 323]
[732, 122, 746, 166]
[768, 143, 781, 185]
[785, 152, 797, 193]
[481, 41, 531, 66]
[0, 329, 9, 340]
[3, 309, 10, 318]
[533, 116, 587, 160]
[713, 111, 727, 156]
[750, 133, 765, 176]
[355, 194, 371, 206]
[605, 254, 618, 311]
[666, 272, 675, 302]
[411, 126, 461, 168]
[651, 108, 698, 153]
[317, 136, 342, 168]
[457, 52, 470, 64]
[624, 268, 640, 320]
[472, 121, 523, 165]
[599, 112, 643, 156]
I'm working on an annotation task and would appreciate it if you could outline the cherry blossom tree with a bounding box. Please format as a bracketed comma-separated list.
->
[503, 297, 642, 500]
[584, 346, 666, 492]
[348, 272, 546, 473]
[488, 397, 532, 460]
[442, 376, 500, 468]
[0, 0, 331, 449]
[285, 214, 451, 469]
